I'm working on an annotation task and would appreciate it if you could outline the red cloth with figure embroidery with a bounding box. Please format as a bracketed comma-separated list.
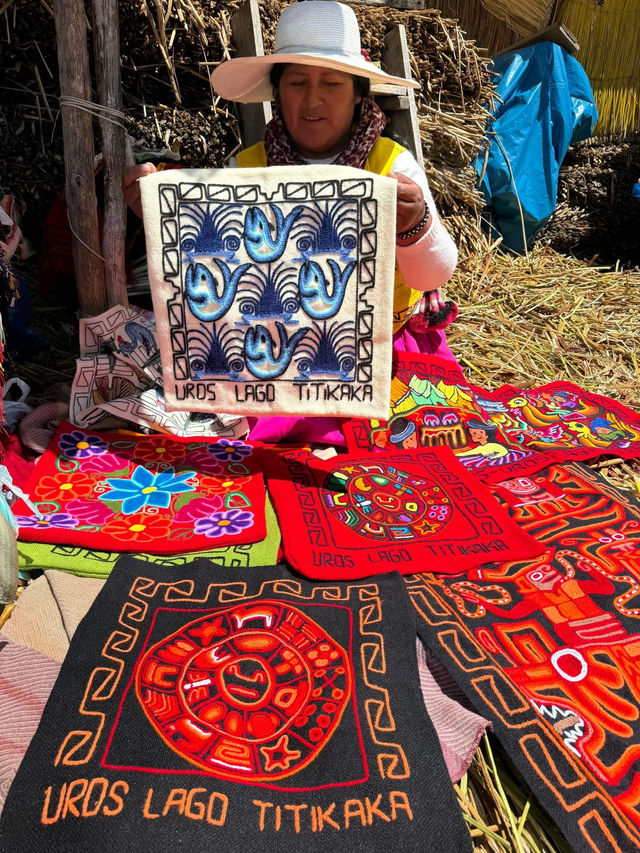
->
[408, 462, 640, 852]
[344, 352, 640, 482]
[264, 446, 545, 580]
[11, 421, 266, 553]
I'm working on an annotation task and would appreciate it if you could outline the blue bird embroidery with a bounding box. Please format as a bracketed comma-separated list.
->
[244, 204, 303, 263]
[298, 259, 356, 319]
[117, 321, 156, 357]
[244, 321, 309, 379]
[185, 260, 250, 322]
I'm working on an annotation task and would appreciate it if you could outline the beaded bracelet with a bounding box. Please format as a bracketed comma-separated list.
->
[397, 202, 430, 241]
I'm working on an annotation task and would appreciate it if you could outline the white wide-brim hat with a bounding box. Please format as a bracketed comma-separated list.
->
[211, 0, 420, 103]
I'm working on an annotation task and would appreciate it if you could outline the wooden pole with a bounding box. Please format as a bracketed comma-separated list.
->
[230, 0, 272, 148]
[93, 0, 129, 308]
[381, 25, 424, 171]
[54, 0, 106, 316]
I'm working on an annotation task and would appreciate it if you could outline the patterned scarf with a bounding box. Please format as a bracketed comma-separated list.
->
[264, 97, 387, 168]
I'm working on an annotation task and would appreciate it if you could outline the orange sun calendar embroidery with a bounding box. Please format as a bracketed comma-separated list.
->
[135, 600, 352, 782]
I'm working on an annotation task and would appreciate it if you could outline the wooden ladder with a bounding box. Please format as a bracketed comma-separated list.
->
[229, 0, 424, 171]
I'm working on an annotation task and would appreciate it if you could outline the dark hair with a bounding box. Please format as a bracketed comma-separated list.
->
[389, 417, 416, 440]
[465, 419, 497, 438]
[269, 63, 370, 101]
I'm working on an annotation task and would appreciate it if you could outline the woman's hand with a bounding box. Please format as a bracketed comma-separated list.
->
[122, 162, 157, 219]
[388, 172, 428, 236]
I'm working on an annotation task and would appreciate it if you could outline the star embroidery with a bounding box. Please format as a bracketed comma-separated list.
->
[188, 616, 227, 645]
[260, 735, 302, 772]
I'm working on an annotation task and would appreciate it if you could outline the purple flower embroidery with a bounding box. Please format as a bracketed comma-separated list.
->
[59, 430, 108, 460]
[16, 513, 79, 529]
[208, 439, 253, 463]
[174, 496, 224, 523]
[194, 509, 254, 538]
[66, 499, 113, 525]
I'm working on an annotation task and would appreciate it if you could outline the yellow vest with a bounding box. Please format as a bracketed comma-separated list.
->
[236, 137, 421, 333]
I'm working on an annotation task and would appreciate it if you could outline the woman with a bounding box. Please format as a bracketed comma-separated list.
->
[124, 1, 459, 442]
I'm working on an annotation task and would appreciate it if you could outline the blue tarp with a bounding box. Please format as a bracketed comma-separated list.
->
[475, 42, 599, 252]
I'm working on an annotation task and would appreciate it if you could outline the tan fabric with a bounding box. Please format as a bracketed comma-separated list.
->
[0, 572, 104, 663]
[141, 165, 396, 419]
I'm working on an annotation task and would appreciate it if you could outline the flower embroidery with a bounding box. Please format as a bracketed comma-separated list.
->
[66, 499, 114, 525]
[134, 437, 186, 466]
[16, 513, 79, 529]
[35, 472, 95, 502]
[99, 466, 195, 514]
[199, 473, 252, 494]
[102, 512, 173, 543]
[59, 429, 108, 459]
[207, 439, 253, 463]
[174, 496, 224, 523]
[80, 452, 132, 474]
[183, 448, 224, 476]
[194, 509, 254, 538]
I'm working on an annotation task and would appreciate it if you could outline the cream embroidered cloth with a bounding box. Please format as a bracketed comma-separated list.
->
[140, 166, 396, 418]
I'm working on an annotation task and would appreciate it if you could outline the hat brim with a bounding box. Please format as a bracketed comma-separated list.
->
[211, 52, 420, 103]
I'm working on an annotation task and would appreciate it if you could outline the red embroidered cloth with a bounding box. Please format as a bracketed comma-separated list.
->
[409, 461, 640, 851]
[11, 422, 266, 554]
[264, 445, 545, 580]
[344, 353, 640, 482]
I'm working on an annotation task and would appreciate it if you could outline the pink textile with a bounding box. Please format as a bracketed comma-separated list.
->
[0, 639, 61, 813]
[392, 324, 458, 363]
[247, 415, 347, 446]
[18, 401, 69, 456]
[416, 638, 491, 783]
[247, 328, 459, 445]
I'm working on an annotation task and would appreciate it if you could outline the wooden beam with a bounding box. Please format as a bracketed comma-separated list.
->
[54, 0, 106, 316]
[380, 24, 424, 170]
[230, 0, 272, 149]
[93, 0, 129, 308]
[374, 94, 411, 112]
[493, 23, 580, 57]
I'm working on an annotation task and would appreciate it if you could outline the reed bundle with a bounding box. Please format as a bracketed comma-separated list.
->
[478, 0, 553, 39]
[555, 0, 640, 137]
[430, 0, 531, 58]
[349, 3, 498, 259]
[539, 138, 640, 267]
[449, 245, 640, 410]
[448, 243, 640, 495]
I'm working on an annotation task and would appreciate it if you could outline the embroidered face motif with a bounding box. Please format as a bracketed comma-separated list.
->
[278, 65, 361, 158]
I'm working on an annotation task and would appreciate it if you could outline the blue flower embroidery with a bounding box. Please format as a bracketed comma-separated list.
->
[99, 466, 195, 514]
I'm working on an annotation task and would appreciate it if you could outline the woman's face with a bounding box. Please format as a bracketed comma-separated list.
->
[278, 64, 361, 158]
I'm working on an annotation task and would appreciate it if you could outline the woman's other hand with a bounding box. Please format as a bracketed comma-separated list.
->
[389, 172, 429, 237]
[123, 162, 157, 219]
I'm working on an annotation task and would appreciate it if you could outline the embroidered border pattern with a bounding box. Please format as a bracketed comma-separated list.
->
[156, 175, 387, 415]
[54, 574, 405, 791]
